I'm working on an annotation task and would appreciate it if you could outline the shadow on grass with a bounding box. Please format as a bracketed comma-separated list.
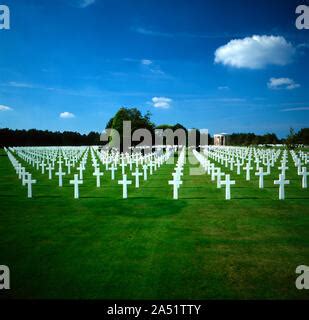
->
[95, 199, 187, 218]
[233, 196, 266, 200]
[34, 195, 63, 199]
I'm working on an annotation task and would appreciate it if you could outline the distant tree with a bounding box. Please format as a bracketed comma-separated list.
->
[156, 124, 174, 130]
[262, 133, 280, 145]
[0, 128, 101, 147]
[296, 128, 309, 145]
[286, 127, 298, 149]
[105, 107, 155, 150]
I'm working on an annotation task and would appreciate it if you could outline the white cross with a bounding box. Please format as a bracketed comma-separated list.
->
[243, 162, 253, 181]
[255, 167, 267, 188]
[67, 162, 72, 174]
[24, 173, 36, 198]
[70, 174, 83, 199]
[214, 168, 225, 188]
[40, 162, 46, 174]
[172, 170, 183, 181]
[93, 168, 104, 187]
[221, 174, 235, 200]
[46, 163, 53, 180]
[210, 164, 216, 181]
[18, 166, 25, 180]
[299, 167, 308, 188]
[142, 164, 148, 181]
[77, 164, 84, 180]
[57, 157, 63, 167]
[21, 169, 27, 186]
[148, 161, 154, 175]
[278, 163, 289, 177]
[235, 161, 242, 175]
[153, 160, 158, 171]
[129, 159, 133, 171]
[132, 167, 143, 188]
[118, 174, 132, 199]
[110, 164, 117, 180]
[229, 158, 235, 171]
[55, 167, 66, 187]
[105, 161, 109, 171]
[121, 160, 127, 175]
[168, 177, 183, 199]
[274, 174, 289, 200]
[266, 162, 271, 175]
[15, 163, 21, 175]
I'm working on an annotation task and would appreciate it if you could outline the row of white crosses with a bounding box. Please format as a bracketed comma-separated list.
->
[69, 150, 89, 198]
[14, 146, 87, 188]
[6, 145, 308, 200]
[7, 145, 176, 199]
[168, 147, 185, 199]
[203, 146, 308, 200]
[90, 146, 175, 199]
[205, 146, 280, 182]
[9, 146, 88, 198]
[68, 146, 175, 199]
[5, 148, 37, 198]
[15, 146, 85, 178]
[205, 146, 284, 197]
[117, 148, 175, 199]
[193, 149, 235, 200]
[291, 149, 309, 188]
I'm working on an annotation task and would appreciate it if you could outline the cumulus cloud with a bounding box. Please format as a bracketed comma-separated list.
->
[141, 59, 153, 65]
[0, 105, 12, 111]
[268, 77, 300, 90]
[60, 111, 75, 118]
[152, 97, 172, 109]
[214, 35, 295, 69]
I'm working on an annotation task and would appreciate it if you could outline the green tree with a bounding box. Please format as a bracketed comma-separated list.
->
[296, 128, 309, 145]
[106, 107, 155, 150]
[286, 127, 297, 149]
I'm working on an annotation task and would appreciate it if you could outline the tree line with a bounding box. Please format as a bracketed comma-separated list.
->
[0, 107, 308, 147]
[0, 128, 100, 147]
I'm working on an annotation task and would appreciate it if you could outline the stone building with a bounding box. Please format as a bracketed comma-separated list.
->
[214, 133, 229, 146]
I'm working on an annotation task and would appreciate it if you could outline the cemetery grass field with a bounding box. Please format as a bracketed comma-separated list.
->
[0, 148, 309, 300]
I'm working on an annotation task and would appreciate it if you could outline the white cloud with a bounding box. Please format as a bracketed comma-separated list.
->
[214, 35, 295, 69]
[218, 86, 230, 90]
[60, 111, 75, 119]
[268, 77, 300, 90]
[0, 105, 12, 111]
[8, 81, 34, 88]
[72, 0, 95, 8]
[141, 59, 153, 65]
[281, 107, 309, 112]
[152, 97, 172, 109]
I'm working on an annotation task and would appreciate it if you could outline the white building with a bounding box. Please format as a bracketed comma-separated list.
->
[214, 133, 229, 146]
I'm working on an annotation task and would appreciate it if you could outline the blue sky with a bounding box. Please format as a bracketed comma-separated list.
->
[0, 0, 308, 137]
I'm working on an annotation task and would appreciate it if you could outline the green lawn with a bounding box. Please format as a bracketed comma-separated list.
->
[0, 148, 308, 299]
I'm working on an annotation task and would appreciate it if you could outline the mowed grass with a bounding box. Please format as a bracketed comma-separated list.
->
[0, 148, 308, 299]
